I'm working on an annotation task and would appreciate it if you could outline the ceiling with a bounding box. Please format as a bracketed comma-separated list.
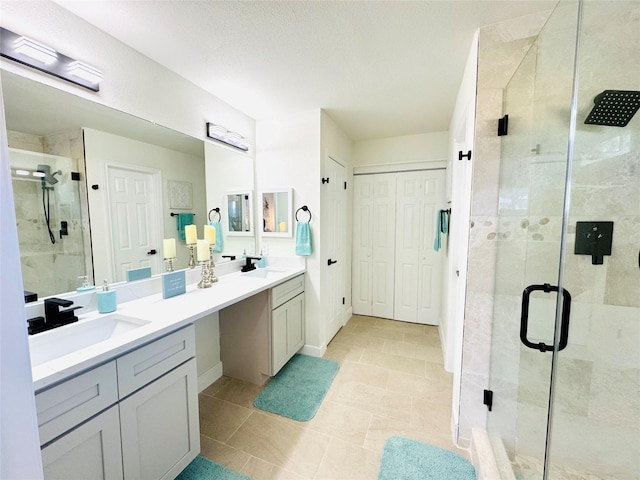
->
[54, 0, 556, 141]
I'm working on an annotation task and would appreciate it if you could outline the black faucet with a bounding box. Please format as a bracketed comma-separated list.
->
[241, 256, 261, 272]
[221, 255, 236, 261]
[28, 298, 81, 335]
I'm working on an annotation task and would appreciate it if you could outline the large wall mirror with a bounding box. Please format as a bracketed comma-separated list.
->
[2, 69, 256, 299]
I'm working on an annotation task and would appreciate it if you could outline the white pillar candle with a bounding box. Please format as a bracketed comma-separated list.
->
[196, 239, 210, 261]
[163, 238, 176, 259]
[204, 224, 216, 246]
[185, 224, 197, 245]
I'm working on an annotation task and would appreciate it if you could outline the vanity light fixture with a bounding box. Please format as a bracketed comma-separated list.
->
[68, 60, 103, 84]
[14, 36, 58, 65]
[206, 122, 250, 152]
[0, 27, 103, 92]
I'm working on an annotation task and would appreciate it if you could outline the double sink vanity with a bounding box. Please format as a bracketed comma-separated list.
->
[27, 258, 305, 480]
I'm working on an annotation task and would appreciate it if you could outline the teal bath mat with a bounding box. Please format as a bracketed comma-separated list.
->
[378, 436, 476, 480]
[254, 354, 340, 421]
[176, 455, 250, 480]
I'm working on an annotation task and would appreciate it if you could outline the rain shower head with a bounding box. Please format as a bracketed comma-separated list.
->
[36, 164, 62, 185]
[584, 90, 640, 127]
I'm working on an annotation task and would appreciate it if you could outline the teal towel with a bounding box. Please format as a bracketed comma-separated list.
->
[210, 220, 224, 252]
[434, 209, 449, 252]
[176, 213, 194, 242]
[295, 221, 312, 256]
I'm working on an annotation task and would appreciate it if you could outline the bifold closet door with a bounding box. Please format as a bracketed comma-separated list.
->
[352, 174, 396, 318]
[394, 170, 444, 325]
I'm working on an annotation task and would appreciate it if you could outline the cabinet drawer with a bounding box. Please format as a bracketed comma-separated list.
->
[271, 274, 304, 309]
[36, 361, 118, 446]
[117, 325, 195, 399]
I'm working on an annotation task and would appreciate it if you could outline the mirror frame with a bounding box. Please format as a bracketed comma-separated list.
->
[224, 190, 254, 236]
[260, 188, 293, 238]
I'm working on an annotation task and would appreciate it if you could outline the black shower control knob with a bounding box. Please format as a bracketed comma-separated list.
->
[91, 184, 99, 190]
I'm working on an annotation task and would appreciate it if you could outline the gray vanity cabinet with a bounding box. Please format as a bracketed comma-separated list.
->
[220, 274, 305, 385]
[271, 275, 305, 374]
[36, 325, 199, 480]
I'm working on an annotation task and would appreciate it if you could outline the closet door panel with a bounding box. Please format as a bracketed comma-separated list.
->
[352, 176, 374, 315]
[372, 175, 396, 319]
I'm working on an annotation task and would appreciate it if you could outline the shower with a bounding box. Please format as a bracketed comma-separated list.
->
[37, 164, 62, 244]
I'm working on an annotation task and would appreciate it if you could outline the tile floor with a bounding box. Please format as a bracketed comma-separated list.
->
[198, 315, 471, 479]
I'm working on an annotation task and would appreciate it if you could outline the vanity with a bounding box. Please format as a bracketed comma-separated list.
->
[28, 260, 305, 480]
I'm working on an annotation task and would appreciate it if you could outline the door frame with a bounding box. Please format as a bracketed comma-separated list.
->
[103, 162, 163, 282]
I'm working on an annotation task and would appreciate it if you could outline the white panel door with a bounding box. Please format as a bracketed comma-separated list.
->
[352, 174, 396, 319]
[417, 172, 444, 324]
[352, 176, 374, 315]
[394, 170, 444, 325]
[325, 156, 347, 342]
[372, 174, 397, 318]
[106, 165, 162, 282]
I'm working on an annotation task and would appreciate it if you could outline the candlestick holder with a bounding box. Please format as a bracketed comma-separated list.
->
[197, 260, 213, 288]
[186, 244, 197, 269]
[164, 257, 175, 272]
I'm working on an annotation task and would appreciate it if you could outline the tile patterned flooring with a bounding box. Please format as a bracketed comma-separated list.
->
[198, 315, 470, 479]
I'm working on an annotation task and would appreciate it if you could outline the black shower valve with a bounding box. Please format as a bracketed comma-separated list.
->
[574, 221, 613, 265]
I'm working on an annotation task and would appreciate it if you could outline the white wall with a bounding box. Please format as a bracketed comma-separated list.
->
[256, 109, 323, 349]
[83, 128, 207, 280]
[353, 131, 448, 168]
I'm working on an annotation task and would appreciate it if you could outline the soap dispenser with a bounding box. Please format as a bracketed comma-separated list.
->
[97, 279, 117, 314]
[76, 275, 96, 292]
[257, 250, 266, 268]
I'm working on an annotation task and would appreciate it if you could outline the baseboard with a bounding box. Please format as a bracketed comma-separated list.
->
[344, 306, 353, 321]
[198, 361, 223, 393]
[299, 344, 327, 358]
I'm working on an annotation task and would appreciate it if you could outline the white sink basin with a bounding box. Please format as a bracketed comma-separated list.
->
[241, 267, 286, 279]
[29, 314, 151, 367]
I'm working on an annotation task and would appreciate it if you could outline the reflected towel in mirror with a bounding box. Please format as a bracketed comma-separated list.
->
[209, 220, 224, 252]
[176, 213, 194, 241]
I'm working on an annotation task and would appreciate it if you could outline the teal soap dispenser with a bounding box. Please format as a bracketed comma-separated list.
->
[76, 275, 96, 292]
[97, 279, 117, 314]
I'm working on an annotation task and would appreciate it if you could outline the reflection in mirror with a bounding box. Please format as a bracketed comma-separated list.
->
[225, 190, 253, 236]
[2, 69, 207, 298]
[261, 188, 292, 237]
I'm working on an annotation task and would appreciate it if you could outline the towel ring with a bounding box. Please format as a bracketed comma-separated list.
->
[208, 207, 221, 222]
[170, 212, 195, 217]
[295, 205, 312, 222]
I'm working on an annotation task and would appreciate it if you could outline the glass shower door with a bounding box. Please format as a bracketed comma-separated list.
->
[485, 1, 581, 477]
[547, 1, 640, 478]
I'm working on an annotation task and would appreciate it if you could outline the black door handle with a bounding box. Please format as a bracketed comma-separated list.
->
[327, 259, 337, 266]
[147, 249, 157, 255]
[520, 283, 571, 352]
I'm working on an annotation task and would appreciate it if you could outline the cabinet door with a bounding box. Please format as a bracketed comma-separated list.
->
[41, 406, 123, 480]
[272, 293, 305, 375]
[120, 358, 199, 480]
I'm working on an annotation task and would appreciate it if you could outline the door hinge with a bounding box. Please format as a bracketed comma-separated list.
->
[458, 150, 472, 161]
[483, 389, 493, 412]
[322, 177, 330, 184]
[498, 114, 509, 136]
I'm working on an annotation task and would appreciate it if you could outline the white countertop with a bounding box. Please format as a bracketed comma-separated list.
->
[30, 263, 305, 392]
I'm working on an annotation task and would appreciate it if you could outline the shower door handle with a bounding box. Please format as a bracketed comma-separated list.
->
[520, 283, 571, 352]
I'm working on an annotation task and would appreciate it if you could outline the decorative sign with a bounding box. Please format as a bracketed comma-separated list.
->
[162, 270, 186, 299]
[168, 180, 193, 209]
